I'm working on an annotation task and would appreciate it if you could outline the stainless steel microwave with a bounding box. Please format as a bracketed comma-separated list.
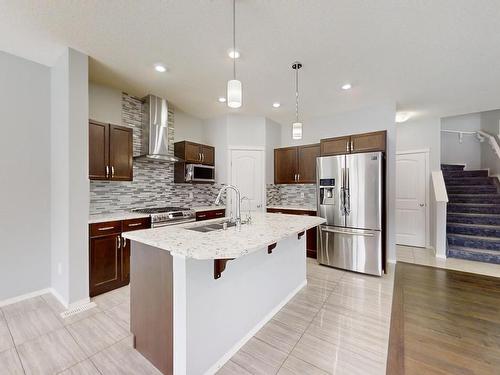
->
[185, 164, 215, 182]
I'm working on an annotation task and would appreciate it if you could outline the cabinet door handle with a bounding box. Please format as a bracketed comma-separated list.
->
[111, 166, 115, 178]
[105, 166, 109, 178]
[202, 153, 205, 162]
[98, 226, 115, 231]
[117, 236, 121, 248]
[128, 222, 142, 227]
[350, 140, 354, 152]
[198, 214, 207, 218]
[297, 174, 300, 181]
[346, 142, 349, 153]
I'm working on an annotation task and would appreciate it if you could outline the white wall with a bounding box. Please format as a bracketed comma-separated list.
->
[441, 113, 482, 169]
[50, 48, 89, 306]
[281, 103, 397, 262]
[480, 109, 500, 176]
[89, 82, 122, 124]
[265, 118, 282, 185]
[0, 51, 51, 300]
[174, 108, 205, 144]
[227, 115, 266, 148]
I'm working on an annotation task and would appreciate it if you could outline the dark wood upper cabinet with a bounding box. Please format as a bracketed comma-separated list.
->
[174, 141, 215, 166]
[350, 131, 386, 153]
[89, 121, 109, 180]
[274, 147, 298, 184]
[275, 144, 319, 184]
[89, 120, 133, 181]
[320, 136, 350, 156]
[320, 131, 386, 156]
[297, 144, 321, 183]
[109, 125, 133, 181]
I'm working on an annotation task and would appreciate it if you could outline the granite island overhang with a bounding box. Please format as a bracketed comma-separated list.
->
[122, 212, 325, 375]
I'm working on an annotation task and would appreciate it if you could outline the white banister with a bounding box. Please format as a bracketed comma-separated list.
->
[477, 130, 500, 160]
[431, 171, 448, 259]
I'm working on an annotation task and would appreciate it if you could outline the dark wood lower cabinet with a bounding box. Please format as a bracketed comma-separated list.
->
[89, 217, 151, 297]
[267, 208, 318, 259]
[195, 209, 225, 221]
[89, 234, 124, 297]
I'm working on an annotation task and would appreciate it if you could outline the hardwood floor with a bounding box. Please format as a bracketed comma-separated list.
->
[387, 262, 500, 375]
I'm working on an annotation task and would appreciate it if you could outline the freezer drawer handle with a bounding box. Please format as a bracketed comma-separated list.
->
[321, 227, 375, 237]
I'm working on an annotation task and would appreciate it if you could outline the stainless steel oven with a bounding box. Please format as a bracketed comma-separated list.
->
[185, 164, 215, 183]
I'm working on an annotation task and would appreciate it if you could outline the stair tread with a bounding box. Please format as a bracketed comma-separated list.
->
[448, 245, 500, 255]
[447, 222, 500, 229]
[448, 203, 500, 206]
[447, 233, 500, 242]
[448, 212, 500, 218]
[448, 194, 500, 197]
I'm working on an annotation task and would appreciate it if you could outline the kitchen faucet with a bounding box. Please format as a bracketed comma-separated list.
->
[214, 185, 241, 230]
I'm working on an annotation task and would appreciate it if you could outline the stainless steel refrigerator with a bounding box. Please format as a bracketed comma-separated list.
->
[317, 152, 384, 276]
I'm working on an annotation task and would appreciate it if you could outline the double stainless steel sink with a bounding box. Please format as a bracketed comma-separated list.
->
[186, 221, 238, 233]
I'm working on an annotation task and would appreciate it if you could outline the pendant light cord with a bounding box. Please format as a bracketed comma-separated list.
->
[233, 0, 236, 80]
[295, 65, 299, 123]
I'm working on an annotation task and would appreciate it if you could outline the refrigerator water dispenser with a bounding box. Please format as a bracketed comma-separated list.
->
[319, 178, 335, 205]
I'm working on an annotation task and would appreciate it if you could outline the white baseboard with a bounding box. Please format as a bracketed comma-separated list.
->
[204, 279, 307, 375]
[0, 288, 51, 307]
[49, 288, 69, 309]
[50, 288, 91, 310]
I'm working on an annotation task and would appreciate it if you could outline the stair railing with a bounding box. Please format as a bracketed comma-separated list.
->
[477, 130, 500, 161]
[431, 171, 448, 259]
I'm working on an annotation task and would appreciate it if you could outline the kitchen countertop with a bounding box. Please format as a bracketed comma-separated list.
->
[190, 205, 226, 212]
[266, 205, 317, 212]
[122, 212, 325, 260]
[88, 212, 149, 224]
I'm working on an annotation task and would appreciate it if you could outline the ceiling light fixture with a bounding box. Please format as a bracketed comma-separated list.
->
[218, 97, 227, 103]
[228, 49, 240, 59]
[154, 64, 167, 73]
[227, 0, 242, 108]
[395, 112, 412, 123]
[341, 83, 352, 90]
[272, 102, 281, 108]
[292, 61, 303, 140]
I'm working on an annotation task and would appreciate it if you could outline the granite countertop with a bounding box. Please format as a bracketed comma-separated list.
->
[266, 205, 317, 212]
[88, 212, 150, 224]
[122, 212, 325, 260]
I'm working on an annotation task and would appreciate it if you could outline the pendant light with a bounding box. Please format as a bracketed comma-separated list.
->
[292, 62, 303, 140]
[227, 0, 242, 108]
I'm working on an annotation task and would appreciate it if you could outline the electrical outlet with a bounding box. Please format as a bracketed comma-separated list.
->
[57, 262, 62, 275]
[188, 192, 194, 199]
[300, 192, 305, 198]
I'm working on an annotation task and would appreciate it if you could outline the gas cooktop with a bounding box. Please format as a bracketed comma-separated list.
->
[133, 206, 191, 214]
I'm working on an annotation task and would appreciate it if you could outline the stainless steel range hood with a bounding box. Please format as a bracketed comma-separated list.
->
[137, 94, 181, 162]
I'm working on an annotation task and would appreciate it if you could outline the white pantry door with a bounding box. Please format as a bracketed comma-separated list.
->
[229, 149, 264, 216]
[396, 152, 427, 247]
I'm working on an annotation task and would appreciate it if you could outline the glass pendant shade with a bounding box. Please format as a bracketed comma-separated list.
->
[292, 122, 303, 140]
[227, 79, 242, 108]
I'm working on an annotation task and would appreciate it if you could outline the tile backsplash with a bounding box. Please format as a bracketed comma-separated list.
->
[266, 184, 317, 208]
[89, 93, 222, 214]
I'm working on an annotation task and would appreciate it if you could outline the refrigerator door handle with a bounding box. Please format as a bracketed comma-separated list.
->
[340, 167, 346, 215]
[345, 167, 351, 215]
[320, 226, 375, 237]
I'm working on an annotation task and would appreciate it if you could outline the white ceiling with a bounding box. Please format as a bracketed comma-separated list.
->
[2, 0, 500, 124]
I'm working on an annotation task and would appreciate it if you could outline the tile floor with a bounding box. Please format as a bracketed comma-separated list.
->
[396, 245, 500, 278]
[0, 259, 394, 375]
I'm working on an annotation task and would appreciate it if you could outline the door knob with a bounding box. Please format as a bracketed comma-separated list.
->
[419, 203, 425, 207]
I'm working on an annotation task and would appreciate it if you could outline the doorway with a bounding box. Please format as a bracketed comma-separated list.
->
[228, 148, 265, 218]
[396, 150, 429, 247]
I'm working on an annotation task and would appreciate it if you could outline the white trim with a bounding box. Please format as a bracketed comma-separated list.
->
[49, 287, 69, 308]
[387, 258, 397, 264]
[0, 288, 51, 307]
[227, 145, 265, 151]
[204, 279, 307, 375]
[50, 288, 90, 310]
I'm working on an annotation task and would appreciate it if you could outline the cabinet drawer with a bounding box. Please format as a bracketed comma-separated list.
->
[196, 209, 226, 221]
[267, 208, 316, 216]
[90, 221, 122, 237]
[122, 217, 151, 232]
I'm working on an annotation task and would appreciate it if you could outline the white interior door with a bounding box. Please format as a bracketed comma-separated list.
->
[229, 149, 264, 218]
[396, 152, 427, 247]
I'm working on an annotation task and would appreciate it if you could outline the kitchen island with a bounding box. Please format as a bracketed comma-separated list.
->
[122, 212, 325, 375]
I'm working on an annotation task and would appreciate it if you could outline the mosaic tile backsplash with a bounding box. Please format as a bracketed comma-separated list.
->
[90, 93, 223, 214]
[266, 184, 317, 208]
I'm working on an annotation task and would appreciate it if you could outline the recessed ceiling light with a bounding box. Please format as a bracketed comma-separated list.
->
[272, 102, 281, 108]
[395, 112, 412, 123]
[154, 64, 167, 73]
[228, 49, 240, 59]
[341, 83, 352, 90]
[218, 97, 227, 103]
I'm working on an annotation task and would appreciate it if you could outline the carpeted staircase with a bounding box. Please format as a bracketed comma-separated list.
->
[442, 164, 500, 264]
